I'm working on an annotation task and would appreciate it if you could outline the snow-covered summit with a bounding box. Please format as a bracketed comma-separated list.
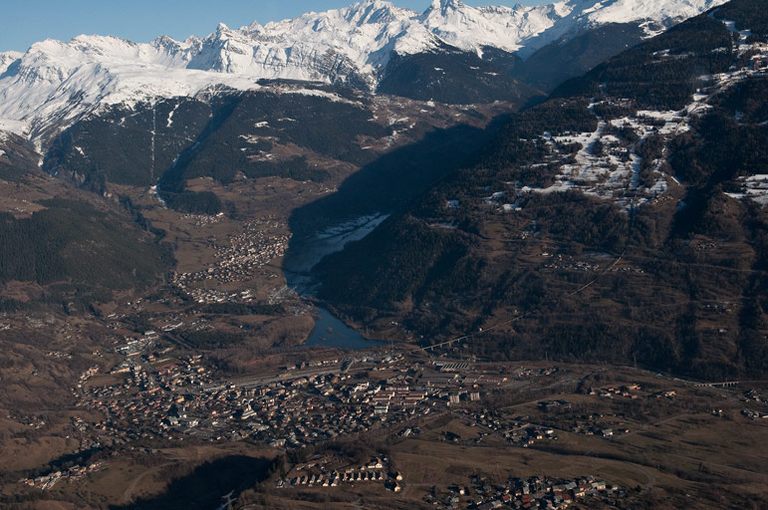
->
[574, 0, 725, 26]
[185, 0, 433, 83]
[421, 0, 556, 54]
[0, 51, 22, 75]
[0, 0, 727, 140]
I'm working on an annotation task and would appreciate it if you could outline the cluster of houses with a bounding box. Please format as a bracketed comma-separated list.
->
[182, 212, 224, 227]
[427, 475, 621, 509]
[506, 425, 558, 448]
[19, 462, 105, 491]
[75, 354, 217, 444]
[462, 475, 621, 510]
[72, 333, 689, 475]
[458, 399, 633, 447]
[744, 389, 765, 403]
[588, 383, 676, 402]
[570, 420, 625, 439]
[277, 456, 404, 492]
[172, 217, 289, 304]
[456, 409, 558, 448]
[238, 364, 477, 448]
[111, 332, 160, 362]
[542, 254, 602, 273]
[593, 384, 642, 400]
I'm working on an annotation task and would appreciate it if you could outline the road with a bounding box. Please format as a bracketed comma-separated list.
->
[203, 358, 367, 393]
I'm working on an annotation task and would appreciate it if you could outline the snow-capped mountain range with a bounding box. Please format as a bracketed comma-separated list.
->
[0, 0, 727, 140]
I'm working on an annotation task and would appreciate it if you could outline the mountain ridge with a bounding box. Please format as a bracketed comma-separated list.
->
[0, 0, 727, 140]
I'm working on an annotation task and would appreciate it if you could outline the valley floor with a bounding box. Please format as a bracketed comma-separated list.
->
[2, 332, 768, 510]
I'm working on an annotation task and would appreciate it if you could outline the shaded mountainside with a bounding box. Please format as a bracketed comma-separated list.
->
[156, 89, 391, 214]
[44, 83, 517, 217]
[313, 0, 768, 380]
[44, 85, 393, 214]
[45, 97, 211, 189]
[513, 23, 647, 93]
[377, 43, 543, 104]
[0, 132, 40, 182]
[0, 199, 170, 290]
[45, 87, 380, 186]
[0, 137, 171, 305]
[286, 114, 512, 244]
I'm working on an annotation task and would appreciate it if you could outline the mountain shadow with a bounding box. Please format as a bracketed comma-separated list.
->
[284, 113, 512, 279]
[110, 455, 273, 510]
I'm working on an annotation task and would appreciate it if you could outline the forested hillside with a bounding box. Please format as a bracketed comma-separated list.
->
[0, 137, 171, 305]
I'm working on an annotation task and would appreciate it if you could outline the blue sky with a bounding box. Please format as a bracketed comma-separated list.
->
[1, 0, 544, 52]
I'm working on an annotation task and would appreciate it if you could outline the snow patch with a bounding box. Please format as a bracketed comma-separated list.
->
[730, 175, 768, 206]
[0, 118, 29, 137]
[166, 102, 180, 128]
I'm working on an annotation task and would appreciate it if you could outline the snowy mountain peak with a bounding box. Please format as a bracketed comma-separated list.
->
[0, 51, 22, 76]
[571, 0, 723, 26]
[0, 0, 728, 140]
[429, 0, 465, 12]
[345, 0, 407, 24]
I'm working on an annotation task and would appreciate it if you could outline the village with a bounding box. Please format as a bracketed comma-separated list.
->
[19, 462, 106, 492]
[171, 216, 290, 305]
[427, 474, 622, 510]
[18, 226, 766, 508]
[274, 455, 623, 509]
[276, 454, 405, 492]
[4, 255, 760, 509]
[8, 306, 766, 510]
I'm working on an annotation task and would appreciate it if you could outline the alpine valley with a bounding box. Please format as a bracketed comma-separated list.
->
[1, 1, 768, 509]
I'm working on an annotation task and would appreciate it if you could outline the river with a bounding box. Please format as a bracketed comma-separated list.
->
[284, 213, 389, 351]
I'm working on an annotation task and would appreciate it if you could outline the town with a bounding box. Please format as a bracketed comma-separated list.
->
[74, 340, 547, 449]
[172, 216, 290, 305]
[6, 300, 767, 509]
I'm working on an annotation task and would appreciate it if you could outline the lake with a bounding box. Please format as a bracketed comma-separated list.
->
[304, 307, 383, 350]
